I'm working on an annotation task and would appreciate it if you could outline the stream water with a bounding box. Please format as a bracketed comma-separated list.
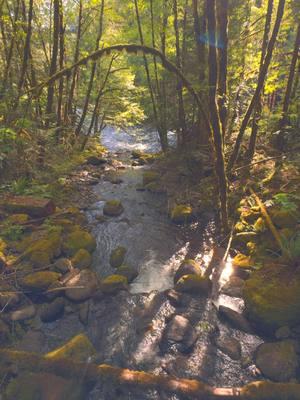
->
[35, 127, 263, 399]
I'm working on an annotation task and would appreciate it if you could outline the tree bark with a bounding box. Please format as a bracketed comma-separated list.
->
[227, 0, 286, 171]
[192, 0, 206, 83]
[207, 0, 229, 232]
[56, 0, 65, 142]
[276, 20, 300, 149]
[247, 0, 274, 160]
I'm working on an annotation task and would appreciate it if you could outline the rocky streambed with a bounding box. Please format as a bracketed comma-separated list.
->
[1, 129, 300, 399]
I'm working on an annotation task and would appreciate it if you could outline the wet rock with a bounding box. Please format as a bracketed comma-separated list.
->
[15, 330, 46, 353]
[275, 326, 292, 340]
[162, 315, 197, 353]
[65, 269, 99, 302]
[53, 257, 72, 274]
[109, 246, 127, 268]
[104, 172, 123, 184]
[0, 318, 10, 343]
[10, 305, 36, 321]
[116, 265, 138, 283]
[45, 333, 96, 361]
[218, 306, 253, 333]
[3, 195, 56, 218]
[95, 214, 107, 223]
[45, 280, 65, 300]
[165, 289, 187, 307]
[40, 298, 65, 323]
[255, 340, 299, 382]
[86, 155, 107, 165]
[175, 274, 212, 295]
[71, 249, 92, 269]
[5, 372, 86, 400]
[0, 290, 20, 310]
[244, 264, 300, 334]
[24, 233, 62, 268]
[20, 271, 61, 292]
[63, 229, 96, 256]
[215, 336, 242, 360]
[142, 171, 160, 186]
[174, 259, 202, 284]
[78, 301, 89, 325]
[221, 276, 245, 298]
[103, 200, 124, 217]
[100, 275, 128, 294]
[170, 204, 193, 224]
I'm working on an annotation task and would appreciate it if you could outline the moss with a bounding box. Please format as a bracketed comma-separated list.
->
[244, 264, 300, 334]
[174, 259, 202, 284]
[232, 253, 254, 268]
[24, 233, 62, 267]
[116, 266, 138, 283]
[45, 333, 96, 362]
[63, 229, 96, 256]
[20, 271, 61, 292]
[234, 221, 248, 233]
[175, 274, 211, 295]
[145, 181, 164, 193]
[100, 275, 128, 294]
[71, 249, 92, 269]
[239, 208, 260, 223]
[171, 205, 193, 224]
[142, 171, 160, 186]
[6, 213, 29, 224]
[103, 200, 124, 217]
[0, 238, 7, 252]
[253, 217, 266, 233]
[109, 246, 127, 268]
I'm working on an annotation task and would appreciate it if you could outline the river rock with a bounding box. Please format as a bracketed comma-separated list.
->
[65, 269, 99, 302]
[20, 271, 61, 292]
[100, 275, 128, 294]
[170, 204, 193, 224]
[86, 155, 107, 165]
[110, 246, 127, 268]
[174, 259, 202, 284]
[5, 372, 85, 400]
[53, 257, 72, 274]
[71, 249, 92, 269]
[2, 195, 56, 218]
[45, 333, 96, 361]
[0, 318, 10, 343]
[275, 326, 292, 340]
[218, 306, 253, 333]
[40, 298, 65, 323]
[215, 336, 242, 360]
[255, 340, 299, 382]
[161, 315, 197, 353]
[15, 330, 46, 353]
[103, 200, 124, 217]
[78, 301, 90, 325]
[175, 274, 212, 295]
[221, 276, 245, 298]
[10, 305, 36, 321]
[104, 172, 123, 184]
[142, 171, 160, 186]
[63, 229, 96, 256]
[0, 290, 20, 310]
[116, 265, 138, 283]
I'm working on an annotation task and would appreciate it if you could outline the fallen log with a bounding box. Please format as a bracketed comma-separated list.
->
[1, 195, 56, 218]
[1, 349, 300, 399]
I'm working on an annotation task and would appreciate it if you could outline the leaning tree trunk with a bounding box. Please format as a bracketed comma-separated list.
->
[276, 20, 300, 149]
[206, 0, 229, 232]
[227, 0, 286, 171]
[247, 0, 274, 161]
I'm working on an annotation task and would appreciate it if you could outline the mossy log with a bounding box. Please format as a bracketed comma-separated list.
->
[1, 349, 300, 399]
[1, 195, 56, 218]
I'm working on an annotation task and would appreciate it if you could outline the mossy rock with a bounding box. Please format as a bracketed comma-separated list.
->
[253, 217, 266, 233]
[233, 253, 254, 268]
[71, 249, 92, 269]
[244, 264, 300, 334]
[103, 200, 124, 217]
[20, 271, 61, 292]
[65, 269, 99, 302]
[239, 207, 260, 223]
[63, 229, 96, 256]
[100, 275, 128, 294]
[6, 213, 29, 224]
[109, 246, 127, 268]
[174, 259, 202, 284]
[5, 372, 86, 400]
[0, 238, 7, 252]
[270, 208, 298, 229]
[45, 333, 96, 362]
[171, 205, 193, 224]
[116, 265, 138, 283]
[175, 274, 211, 295]
[145, 181, 164, 193]
[24, 233, 62, 267]
[142, 171, 160, 186]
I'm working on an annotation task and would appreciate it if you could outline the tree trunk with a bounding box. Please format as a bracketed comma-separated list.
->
[75, 0, 105, 137]
[56, 0, 65, 142]
[216, 0, 229, 140]
[192, 0, 206, 83]
[173, 0, 187, 146]
[227, 0, 286, 171]
[206, 0, 229, 232]
[276, 20, 300, 149]
[247, 0, 274, 161]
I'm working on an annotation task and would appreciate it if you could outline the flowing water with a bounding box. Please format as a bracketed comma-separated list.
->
[36, 127, 263, 399]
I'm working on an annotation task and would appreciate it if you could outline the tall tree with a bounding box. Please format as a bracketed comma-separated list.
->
[227, 0, 286, 171]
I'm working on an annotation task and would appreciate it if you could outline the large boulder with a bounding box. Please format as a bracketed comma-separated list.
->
[255, 340, 299, 382]
[40, 298, 65, 323]
[175, 274, 211, 295]
[2, 195, 55, 217]
[161, 315, 197, 353]
[24, 233, 62, 268]
[244, 264, 300, 334]
[65, 269, 99, 302]
[174, 259, 202, 284]
[170, 205, 193, 224]
[10, 305, 36, 322]
[100, 275, 128, 294]
[218, 306, 253, 334]
[20, 271, 61, 292]
[109, 246, 127, 268]
[103, 200, 124, 217]
[215, 336, 242, 360]
[71, 249, 92, 269]
[63, 229, 96, 256]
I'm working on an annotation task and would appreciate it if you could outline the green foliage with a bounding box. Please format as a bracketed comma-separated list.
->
[1, 222, 24, 241]
[272, 193, 300, 214]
